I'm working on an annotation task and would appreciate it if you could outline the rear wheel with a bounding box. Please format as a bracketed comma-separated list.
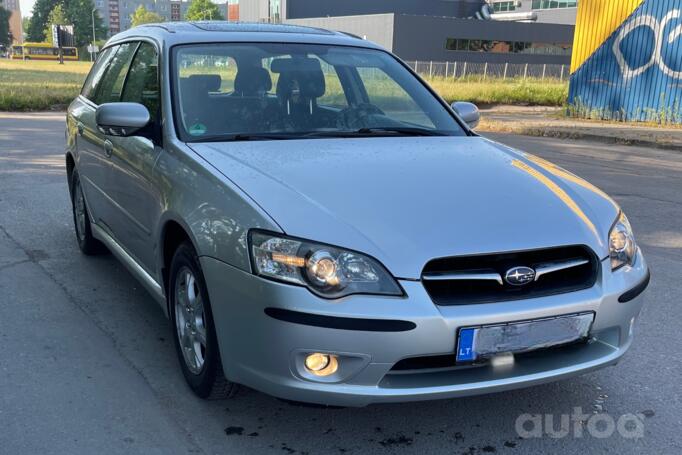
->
[169, 242, 238, 399]
[71, 171, 106, 255]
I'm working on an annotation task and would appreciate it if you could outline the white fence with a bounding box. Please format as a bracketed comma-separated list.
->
[406, 61, 570, 80]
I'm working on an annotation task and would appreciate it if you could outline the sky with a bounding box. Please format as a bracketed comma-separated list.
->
[20, 0, 36, 16]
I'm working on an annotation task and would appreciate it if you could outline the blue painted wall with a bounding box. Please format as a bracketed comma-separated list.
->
[569, 0, 682, 123]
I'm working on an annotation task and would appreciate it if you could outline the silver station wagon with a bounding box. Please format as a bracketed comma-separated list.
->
[66, 22, 650, 406]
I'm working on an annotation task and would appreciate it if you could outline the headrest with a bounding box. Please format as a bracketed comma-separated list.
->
[187, 74, 222, 92]
[273, 58, 325, 99]
[234, 66, 273, 95]
[271, 57, 322, 74]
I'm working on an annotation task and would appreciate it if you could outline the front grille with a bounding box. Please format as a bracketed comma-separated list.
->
[421, 245, 599, 305]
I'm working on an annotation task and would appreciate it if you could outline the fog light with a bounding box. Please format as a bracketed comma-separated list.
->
[304, 353, 339, 377]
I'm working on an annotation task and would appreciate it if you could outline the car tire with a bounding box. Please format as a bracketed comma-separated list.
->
[169, 242, 238, 400]
[71, 171, 106, 255]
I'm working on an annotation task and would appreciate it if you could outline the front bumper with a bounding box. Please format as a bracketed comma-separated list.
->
[200, 251, 649, 407]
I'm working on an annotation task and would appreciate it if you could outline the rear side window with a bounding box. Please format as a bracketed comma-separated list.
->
[81, 47, 116, 101]
[122, 43, 160, 121]
[93, 42, 138, 105]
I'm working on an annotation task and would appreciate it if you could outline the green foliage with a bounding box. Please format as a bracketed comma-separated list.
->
[44, 4, 68, 45]
[25, 0, 53, 42]
[130, 5, 164, 28]
[567, 97, 682, 125]
[63, 0, 107, 47]
[185, 0, 224, 21]
[0, 5, 11, 47]
[1, 58, 569, 112]
[27, 0, 106, 47]
[0, 59, 92, 110]
[426, 76, 568, 107]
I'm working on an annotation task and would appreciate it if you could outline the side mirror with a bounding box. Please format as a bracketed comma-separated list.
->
[451, 101, 480, 130]
[96, 102, 150, 137]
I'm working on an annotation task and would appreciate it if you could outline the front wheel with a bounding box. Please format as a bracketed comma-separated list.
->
[169, 242, 238, 399]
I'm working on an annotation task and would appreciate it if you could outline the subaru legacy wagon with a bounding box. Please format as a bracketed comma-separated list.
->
[65, 22, 650, 406]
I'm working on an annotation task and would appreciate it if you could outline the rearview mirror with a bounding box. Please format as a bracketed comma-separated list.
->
[96, 102, 150, 137]
[451, 101, 480, 130]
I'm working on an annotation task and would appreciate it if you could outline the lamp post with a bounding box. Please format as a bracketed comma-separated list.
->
[91, 7, 97, 62]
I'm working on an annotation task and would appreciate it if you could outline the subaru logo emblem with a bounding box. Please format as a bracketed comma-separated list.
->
[505, 266, 536, 286]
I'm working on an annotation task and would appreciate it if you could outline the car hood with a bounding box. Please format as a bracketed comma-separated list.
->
[190, 137, 619, 279]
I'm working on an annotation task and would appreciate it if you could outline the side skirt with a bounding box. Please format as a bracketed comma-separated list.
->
[91, 223, 168, 315]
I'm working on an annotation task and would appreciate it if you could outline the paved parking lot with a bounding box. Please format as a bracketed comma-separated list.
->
[1, 112, 680, 454]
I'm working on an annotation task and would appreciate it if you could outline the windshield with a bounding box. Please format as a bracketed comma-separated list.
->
[172, 43, 467, 142]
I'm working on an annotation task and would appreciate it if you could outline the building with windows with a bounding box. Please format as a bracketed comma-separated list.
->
[97, 0, 247, 36]
[234, 0, 577, 64]
[95, 0, 194, 35]
[2, 0, 23, 44]
[491, 0, 578, 25]
[226, 0, 240, 21]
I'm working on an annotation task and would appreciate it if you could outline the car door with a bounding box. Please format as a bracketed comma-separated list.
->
[105, 42, 163, 272]
[86, 42, 139, 231]
[73, 46, 116, 222]
[77, 42, 139, 230]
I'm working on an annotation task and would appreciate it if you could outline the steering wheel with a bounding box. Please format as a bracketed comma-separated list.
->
[338, 103, 386, 130]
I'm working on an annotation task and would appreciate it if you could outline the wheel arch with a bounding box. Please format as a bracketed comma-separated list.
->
[158, 215, 202, 313]
[65, 152, 76, 198]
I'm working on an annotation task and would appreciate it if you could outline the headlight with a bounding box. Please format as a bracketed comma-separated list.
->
[249, 231, 403, 298]
[609, 212, 637, 271]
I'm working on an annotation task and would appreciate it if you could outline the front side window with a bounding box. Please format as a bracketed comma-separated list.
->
[122, 43, 160, 121]
[172, 43, 466, 142]
[81, 46, 116, 101]
[93, 42, 137, 105]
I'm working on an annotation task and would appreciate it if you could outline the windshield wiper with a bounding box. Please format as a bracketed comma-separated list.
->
[190, 133, 300, 143]
[296, 127, 450, 139]
[356, 127, 449, 136]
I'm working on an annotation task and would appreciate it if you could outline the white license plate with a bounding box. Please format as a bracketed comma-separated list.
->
[456, 313, 594, 363]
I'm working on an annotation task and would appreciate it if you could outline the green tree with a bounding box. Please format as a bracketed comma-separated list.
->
[185, 0, 224, 21]
[0, 4, 11, 47]
[25, 0, 54, 42]
[22, 15, 30, 35]
[27, 0, 106, 47]
[62, 0, 106, 48]
[44, 4, 68, 44]
[130, 5, 164, 27]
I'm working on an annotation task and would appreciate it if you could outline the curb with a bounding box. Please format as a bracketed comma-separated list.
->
[479, 126, 682, 152]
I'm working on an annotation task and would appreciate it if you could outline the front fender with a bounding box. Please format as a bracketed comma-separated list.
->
[153, 140, 281, 278]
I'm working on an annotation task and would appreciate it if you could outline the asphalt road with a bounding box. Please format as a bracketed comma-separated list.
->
[1, 112, 680, 455]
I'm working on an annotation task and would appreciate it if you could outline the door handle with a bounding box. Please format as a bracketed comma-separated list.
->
[77, 122, 84, 136]
[103, 139, 113, 158]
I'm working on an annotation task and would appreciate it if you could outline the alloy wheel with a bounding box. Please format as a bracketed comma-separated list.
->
[174, 266, 208, 374]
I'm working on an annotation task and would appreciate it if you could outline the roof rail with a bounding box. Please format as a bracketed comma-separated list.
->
[337, 31, 364, 40]
[138, 23, 175, 33]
